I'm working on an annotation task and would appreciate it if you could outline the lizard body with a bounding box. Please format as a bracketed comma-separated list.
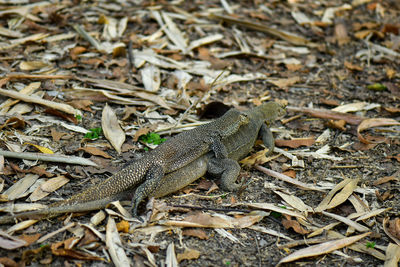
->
[0, 102, 284, 224]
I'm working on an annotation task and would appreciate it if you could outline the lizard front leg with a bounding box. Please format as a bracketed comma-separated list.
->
[260, 123, 275, 156]
[207, 157, 241, 191]
[131, 164, 164, 218]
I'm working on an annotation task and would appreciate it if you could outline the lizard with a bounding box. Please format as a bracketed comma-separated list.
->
[0, 101, 285, 224]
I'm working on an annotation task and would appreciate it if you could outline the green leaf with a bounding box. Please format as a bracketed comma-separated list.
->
[84, 127, 102, 140]
[366, 241, 376, 248]
[367, 83, 387, 91]
[75, 114, 82, 121]
[139, 132, 166, 145]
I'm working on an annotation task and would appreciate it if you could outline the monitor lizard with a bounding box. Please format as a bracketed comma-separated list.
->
[0, 102, 285, 224]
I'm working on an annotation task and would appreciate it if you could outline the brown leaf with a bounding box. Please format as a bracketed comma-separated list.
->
[335, 22, 350, 45]
[327, 119, 346, 131]
[44, 108, 78, 124]
[177, 248, 201, 263]
[357, 118, 400, 144]
[18, 234, 41, 246]
[0, 116, 26, 130]
[282, 216, 310, 234]
[79, 146, 112, 159]
[50, 128, 66, 142]
[275, 138, 315, 148]
[70, 46, 87, 60]
[388, 218, 400, 240]
[67, 99, 93, 112]
[182, 229, 209, 240]
[133, 127, 151, 142]
[373, 176, 399, 186]
[269, 76, 300, 88]
[0, 257, 18, 267]
[344, 61, 363, 71]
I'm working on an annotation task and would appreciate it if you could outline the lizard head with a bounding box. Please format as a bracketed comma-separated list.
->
[253, 101, 286, 123]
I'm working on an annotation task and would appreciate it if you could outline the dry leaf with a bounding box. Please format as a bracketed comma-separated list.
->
[29, 176, 69, 202]
[278, 232, 371, 264]
[177, 248, 201, 263]
[275, 138, 315, 148]
[2, 174, 39, 201]
[79, 146, 112, 159]
[101, 104, 126, 154]
[282, 216, 310, 234]
[357, 118, 400, 144]
[182, 229, 209, 240]
[0, 230, 27, 250]
[269, 76, 300, 88]
[106, 217, 131, 266]
[373, 176, 399, 186]
[315, 178, 359, 212]
[385, 243, 400, 267]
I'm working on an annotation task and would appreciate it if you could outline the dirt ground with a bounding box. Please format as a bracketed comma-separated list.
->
[0, 0, 399, 266]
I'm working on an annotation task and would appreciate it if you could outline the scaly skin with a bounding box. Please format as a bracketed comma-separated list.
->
[0, 102, 284, 224]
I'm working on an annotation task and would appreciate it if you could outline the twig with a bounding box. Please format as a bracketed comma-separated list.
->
[286, 106, 364, 125]
[0, 150, 98, 167]
[0, 88, 81, 116]
[171, 204, 249, 213]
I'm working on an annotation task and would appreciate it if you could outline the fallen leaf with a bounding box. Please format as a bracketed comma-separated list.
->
[177, 248, 201, 263]
[0, 257, 18, 267]
[29, 176, 70, 201]
[373, 176, 399, 186]
[24, 142, 54, 154]
[0, 231, 27, 250]
[357, 118, 400, 144]
[384, 243, 400, 267]
[182, 229, 209, 240]
[79, 146, 112, 159]
[106, 217, 131, 265]
[278, 232, 371, 264]
[282, 215, 310, 234]
[102, 104, 126, 154]
[315, 178, 359, 212]
[275, 138, 315, 148]
[269, 76, 300, 88]
[344, 61, 363, 71]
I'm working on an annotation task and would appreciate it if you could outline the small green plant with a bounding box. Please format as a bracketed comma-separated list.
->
[84, 127, 102, 139]
[139, 132, 166, 145]
[366, 241, 376, 248]
[225, 260, 231, 265]
[75, 114, 82, 121]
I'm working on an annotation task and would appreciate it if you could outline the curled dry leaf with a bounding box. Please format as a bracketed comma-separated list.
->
[101, 103, 126, 154]
[357, 118, 400, 144]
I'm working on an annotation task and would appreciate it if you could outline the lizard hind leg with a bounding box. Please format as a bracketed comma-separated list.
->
[207, 157, 241, 191]
[131, 164, 164, 218]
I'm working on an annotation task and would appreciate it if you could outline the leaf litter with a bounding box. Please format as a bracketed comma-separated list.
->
[0, 0, 398, 266]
